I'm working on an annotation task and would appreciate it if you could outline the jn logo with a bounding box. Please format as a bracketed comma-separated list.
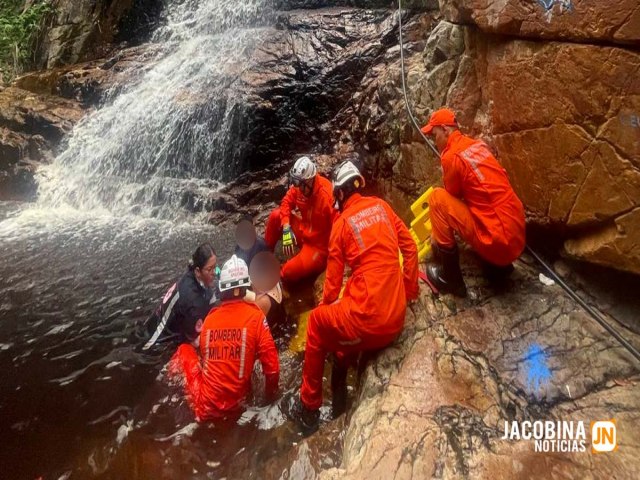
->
[591, 420, 617, 453]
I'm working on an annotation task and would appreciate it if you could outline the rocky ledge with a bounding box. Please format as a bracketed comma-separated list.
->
[273, 252, 640, 478]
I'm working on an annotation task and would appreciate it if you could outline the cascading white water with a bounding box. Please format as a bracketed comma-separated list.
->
[35, 0, 272, 221]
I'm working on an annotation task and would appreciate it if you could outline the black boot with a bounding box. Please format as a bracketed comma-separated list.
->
[482, 261, 514, 283]
[287, 394, 320, 435]
[427, 243, 467, 296]
[331, 357, 348, 418]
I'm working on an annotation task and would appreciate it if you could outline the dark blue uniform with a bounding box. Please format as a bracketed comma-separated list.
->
[142, 269, 218, 350]
[234, 236, 269, 270]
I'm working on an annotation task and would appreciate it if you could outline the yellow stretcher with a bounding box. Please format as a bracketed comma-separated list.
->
[288, 284, 345, 353]
[409, 187, 434, 261]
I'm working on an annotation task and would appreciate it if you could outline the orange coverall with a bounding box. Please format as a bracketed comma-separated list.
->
[264, 174, 337, 282]
[169, 299, 280, 420]
[300, 193, 419, 410]
[430, 130, 525, 266]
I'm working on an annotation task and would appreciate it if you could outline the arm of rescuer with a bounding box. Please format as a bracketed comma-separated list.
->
[321, 219, 346, 305]
[384, 202, 419, 301]
[256, 317, 280, 402]
[279, 186, 300, 228]
[441, 151, 464, 199]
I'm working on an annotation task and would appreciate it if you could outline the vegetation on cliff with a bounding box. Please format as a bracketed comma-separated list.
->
[0, 0, 52, 82]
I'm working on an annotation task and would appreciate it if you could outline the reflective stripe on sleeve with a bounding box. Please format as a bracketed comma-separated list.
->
[142, 292, 180, 350]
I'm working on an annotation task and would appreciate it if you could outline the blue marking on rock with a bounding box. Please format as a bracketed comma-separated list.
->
[523, 344, 552, 394]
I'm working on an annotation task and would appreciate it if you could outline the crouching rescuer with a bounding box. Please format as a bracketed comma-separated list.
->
[297, 160, 419, 429]
[169, 255, 280, 421]
[264, 156, 337, 284]
[421, 108, 526, 296]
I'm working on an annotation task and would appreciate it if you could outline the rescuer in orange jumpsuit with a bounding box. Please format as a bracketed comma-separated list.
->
[169, 255, 280, 420]
[295, 160, 419, 430]
[264, 156, 337, 284]
[421, 108, 526, 296]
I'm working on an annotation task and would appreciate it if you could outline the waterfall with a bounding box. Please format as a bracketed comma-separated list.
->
[35, 0, 272, 221]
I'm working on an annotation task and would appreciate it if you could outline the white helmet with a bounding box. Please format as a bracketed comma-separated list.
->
[332, 160, 365, 190]
[290, 156, 317, 184]
[218, 255, 251, 292]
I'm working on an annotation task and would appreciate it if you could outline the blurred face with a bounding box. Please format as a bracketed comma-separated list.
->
[248, 251, 280, 293]
[236, 221, 257, 250]
[430, 126, 450, 152]
[195, 255, 218, 288]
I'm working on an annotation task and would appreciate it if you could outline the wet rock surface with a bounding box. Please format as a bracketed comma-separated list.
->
[14, 44, 161, 104]
[0, 86, 86, 200]
[309, 252, 640, 479]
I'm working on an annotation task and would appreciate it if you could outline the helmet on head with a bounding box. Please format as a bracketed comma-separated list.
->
[218, 255, 251, 292]
[332, 160, 365, 210]
[289, 156, 317, 185]
[333, 160, 365, 192]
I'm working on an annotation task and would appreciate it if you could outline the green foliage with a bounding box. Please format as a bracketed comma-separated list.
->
[0, 0, 53, 82]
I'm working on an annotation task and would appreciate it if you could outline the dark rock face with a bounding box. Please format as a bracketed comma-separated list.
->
[36, 0, 163, 69]
[236, 8, 401, 173]
[2, 6, 410, 201]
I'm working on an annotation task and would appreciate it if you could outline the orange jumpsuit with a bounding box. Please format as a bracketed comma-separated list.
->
[300, 193, 418, 410]
[264, 174, 337, 283]
[169, 299, 280, 420]
[430, 130, 525, 266]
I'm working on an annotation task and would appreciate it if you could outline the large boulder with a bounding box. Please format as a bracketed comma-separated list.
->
[439, 0, 640, 45]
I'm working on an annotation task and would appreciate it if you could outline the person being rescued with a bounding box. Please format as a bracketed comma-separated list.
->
[234, 215, 270, 267]
[141, 243, 219, 351]
[264, 156, 337, 285]
[169, 255, 280, 421]
[235, 217, 285, 329]
[421, 108, 526, 296]
[295, 160, 419, 431]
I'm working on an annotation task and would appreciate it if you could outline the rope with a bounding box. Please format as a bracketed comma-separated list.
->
[396, 0, 640, 364]
[397, 2, 440, 157]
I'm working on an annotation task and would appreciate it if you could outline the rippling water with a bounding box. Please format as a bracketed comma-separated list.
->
[0, 203, 335, 479]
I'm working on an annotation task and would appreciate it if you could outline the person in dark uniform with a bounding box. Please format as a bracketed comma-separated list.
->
[141, 243, 219, 351]
[234, 216, 269, 267]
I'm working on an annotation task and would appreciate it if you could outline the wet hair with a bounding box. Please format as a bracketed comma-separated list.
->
[189, 242, 216, 270]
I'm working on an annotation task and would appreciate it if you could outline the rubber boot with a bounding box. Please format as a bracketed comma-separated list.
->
[482, 261, 514, 283]
[426, 243, 467, 297]
[331, 356, 348, 419]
